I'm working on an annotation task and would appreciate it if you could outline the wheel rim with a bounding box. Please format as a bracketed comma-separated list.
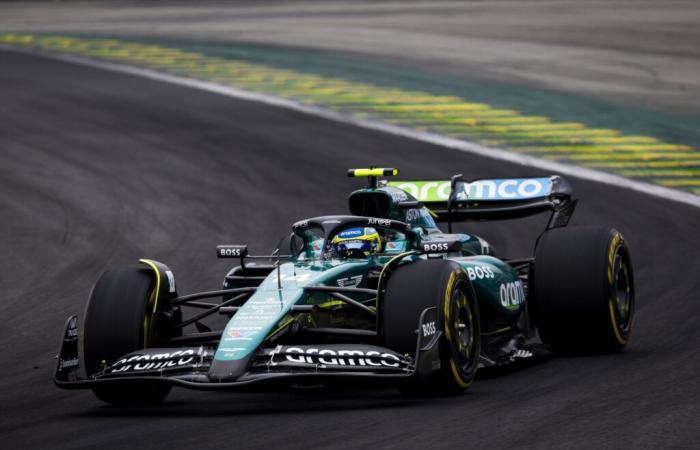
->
[449, 285, 477, 373]
[612, 252, 633, 332]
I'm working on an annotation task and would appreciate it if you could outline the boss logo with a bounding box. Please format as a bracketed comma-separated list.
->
[421, 321, 437, 337]
[423, 242, 450, 252]
[217, 245, 248, 258]
[466, 265, 495, 280]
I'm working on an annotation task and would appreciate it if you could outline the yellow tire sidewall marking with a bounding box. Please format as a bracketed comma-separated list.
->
[606, 234, 628, 345]
[443, 270, 470, 387]
[139, 259, 162, 348]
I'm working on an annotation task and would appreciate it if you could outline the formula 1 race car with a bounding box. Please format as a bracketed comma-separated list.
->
[55, 168, 635, 405]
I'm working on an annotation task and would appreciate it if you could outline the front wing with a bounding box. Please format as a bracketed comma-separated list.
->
[54, 307, 442, 391]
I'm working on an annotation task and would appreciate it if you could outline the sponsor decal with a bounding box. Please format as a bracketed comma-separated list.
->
[58, 357, 79, 371]
[217, 245, 248, 258]
[56, 315, 81, 382]
[421, 321, 437, 338]
[388, 178, 552, 202]
[390, 181, 452, 202]
[459, 178, 551, 201]
[233, 314, 280, 321]
[499, 281, 526, 308]
[422, 241, 458, 253]
[513, 349, 533, 359]
[367, 217, 391, 227]
[225, 326, 260, 340]
[477, 236, 491, 255]
[276, 347, 402, 368]
[222, 324, 265, 342]
[65, 316, 78, 341]
[466, 265, 495, 280]
[389, 190, 408, 202]
[247, 297, 283, 306]
[337, 275, 363, 288]
[405, 208, 421, 222]
[218, 347, 246, 352]
[109, 349, 199, 373]
[338, 228, 363, 238]
[385, 241, 405, 252]
[293, 219, 309, 229]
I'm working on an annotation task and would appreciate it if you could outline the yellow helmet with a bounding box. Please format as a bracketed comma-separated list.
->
[331, 227, 382, 258]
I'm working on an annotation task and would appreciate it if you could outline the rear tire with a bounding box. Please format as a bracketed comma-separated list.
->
[83, 268, 174, 405]
[532, 226, 634, 353]
[381, 260, 480, 395]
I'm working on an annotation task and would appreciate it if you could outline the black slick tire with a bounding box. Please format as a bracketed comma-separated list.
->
[532, 226, 634, 353]
[83, 267, 172, 406]
[381, 259, 480, 395]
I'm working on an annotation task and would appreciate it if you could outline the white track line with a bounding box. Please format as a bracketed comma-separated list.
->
[6, 45, 700, 208]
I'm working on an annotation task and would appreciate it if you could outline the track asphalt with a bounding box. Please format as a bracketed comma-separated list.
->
[4, 34, 700, 197]
[1, 50, 699, 449]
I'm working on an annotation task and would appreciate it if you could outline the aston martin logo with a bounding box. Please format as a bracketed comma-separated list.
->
[337, 275, 363, 288]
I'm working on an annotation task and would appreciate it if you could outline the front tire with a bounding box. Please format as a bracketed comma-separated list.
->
[381, 260, 480, 395]
[532, 226, 635, 353]
[83, 267, 174, 405]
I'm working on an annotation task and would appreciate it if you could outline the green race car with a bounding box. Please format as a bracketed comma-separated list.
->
[55, 168, 635, 405]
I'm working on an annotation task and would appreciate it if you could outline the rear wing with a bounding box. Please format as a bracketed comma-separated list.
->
[387, 175, 577, 231]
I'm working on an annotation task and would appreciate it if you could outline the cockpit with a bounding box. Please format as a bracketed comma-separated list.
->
[293, 220, 411, 261]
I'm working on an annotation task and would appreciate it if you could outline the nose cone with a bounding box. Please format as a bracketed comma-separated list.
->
[208, 355, 254, 382]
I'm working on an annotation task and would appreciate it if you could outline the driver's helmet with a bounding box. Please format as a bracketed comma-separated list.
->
[331, 227, 382, 258]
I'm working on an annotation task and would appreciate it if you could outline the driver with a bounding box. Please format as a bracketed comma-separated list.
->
[331, 227, 382, 258]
